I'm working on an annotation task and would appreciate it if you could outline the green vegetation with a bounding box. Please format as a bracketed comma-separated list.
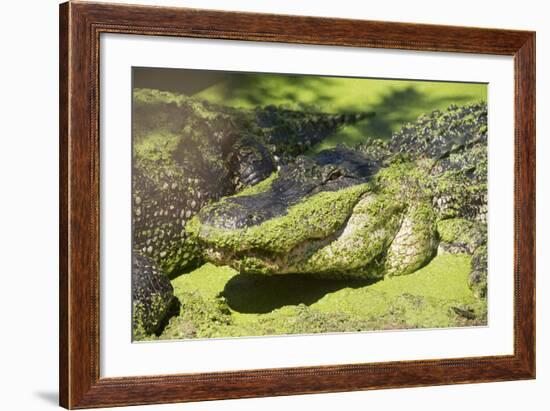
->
[231, 171, 278, 197]
[195, 73, 487, 149]
[132, 72, 488, 341]
[156, 254, 484, 340]
[189, 183, 371, 256]
[437, 218, 486, 248]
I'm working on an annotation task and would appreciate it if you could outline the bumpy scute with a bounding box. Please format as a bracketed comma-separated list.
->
[437, 218, 487, 255]
[469, 245, 488, 298]
[386, 203, 438, 277]
[133, 89, 371, 277]
[132, 89, 371, 335]
[192, 103, 488, 286]
[132, 253, 180, 338]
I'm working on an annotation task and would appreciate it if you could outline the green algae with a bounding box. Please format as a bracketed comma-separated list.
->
[194, 73, 487, 150]
[190, 183, 372, 256]
[143, 254, 486, 341]
[437, 218, 486, 248]
[292, 194, 402, 278]
[131, 82, 489, 340]
[231, 171, 278, 198]
[385, 201, 438, 277]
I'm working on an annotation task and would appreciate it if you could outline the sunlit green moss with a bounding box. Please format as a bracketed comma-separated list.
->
[437, 218, 486, 247]
[195, 73, 487, 148]
[133, 76, 488, 340]
[231, 171, 278, 198]
[133, 293, 178, 340]
[156, 254, 485, 340]
[293, 194, 402, 278]
[190, 183, 371, 256]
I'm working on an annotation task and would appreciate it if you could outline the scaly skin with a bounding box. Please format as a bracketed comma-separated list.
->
[133, 88, 372, 277]
[133, 96, 487, 336]
[132, 88, 373, 334]
[191, 103, 487, 293]
[132, 254, 180, 338]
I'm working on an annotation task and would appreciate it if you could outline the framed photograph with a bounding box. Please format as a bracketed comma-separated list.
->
[59, 1, 535, 409]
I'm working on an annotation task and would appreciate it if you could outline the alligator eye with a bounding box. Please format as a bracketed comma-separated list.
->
[327, 170, 342, 181]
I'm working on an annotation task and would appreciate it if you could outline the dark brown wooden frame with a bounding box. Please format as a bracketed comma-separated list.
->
[59, 1, 536, 408]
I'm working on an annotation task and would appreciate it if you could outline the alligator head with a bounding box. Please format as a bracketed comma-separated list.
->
[132, 89, 372, 276]
[189, 146, 425, 279]
[188, 103, 488, 283]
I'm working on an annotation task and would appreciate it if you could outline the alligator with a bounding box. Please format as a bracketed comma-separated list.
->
[132, 253, 180, 338]
[132, 88, 372, 275]
[132, 88, 372, 335]
[132, 89, 487, 337]
[189, 102, 488, 294]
